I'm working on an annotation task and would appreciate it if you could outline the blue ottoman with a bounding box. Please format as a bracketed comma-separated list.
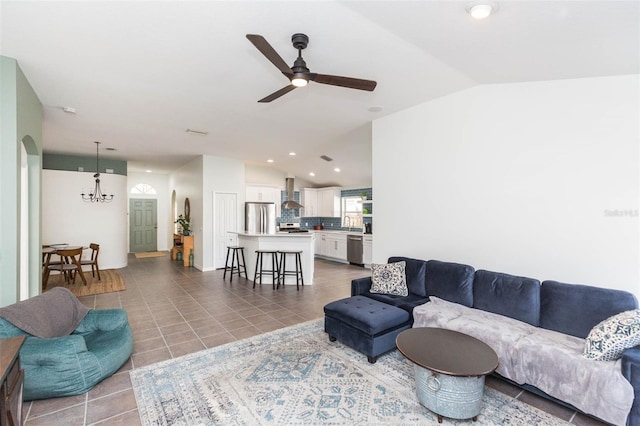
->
[324, 296, 411, 363]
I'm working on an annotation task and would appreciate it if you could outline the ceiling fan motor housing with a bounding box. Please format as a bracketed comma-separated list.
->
[291, 33, 309, 50]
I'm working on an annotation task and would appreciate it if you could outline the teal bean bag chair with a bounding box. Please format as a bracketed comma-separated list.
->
[0, 288, 133, 400]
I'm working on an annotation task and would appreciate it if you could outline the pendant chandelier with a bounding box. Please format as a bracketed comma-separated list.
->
[81, 141, 114, 203]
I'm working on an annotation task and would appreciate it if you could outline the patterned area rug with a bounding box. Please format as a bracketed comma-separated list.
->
[131, 319, 569, 425]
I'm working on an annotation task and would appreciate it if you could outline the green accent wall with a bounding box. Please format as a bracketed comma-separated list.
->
[43, 153, 127, 176]
[0, 56, 43, 306]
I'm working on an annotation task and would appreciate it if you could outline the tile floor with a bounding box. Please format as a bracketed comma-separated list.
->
[23, 255, 606, 425]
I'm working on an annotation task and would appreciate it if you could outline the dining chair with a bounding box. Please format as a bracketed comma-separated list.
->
[43, 247, 87, 288]
[81, 243, 101, 280]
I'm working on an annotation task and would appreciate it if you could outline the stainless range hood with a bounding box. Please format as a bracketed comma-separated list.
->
[281, 177, 304, 209]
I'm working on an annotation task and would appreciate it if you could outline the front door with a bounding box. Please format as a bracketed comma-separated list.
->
[214, 192, 237, 269]
[130, 199, 157, 252]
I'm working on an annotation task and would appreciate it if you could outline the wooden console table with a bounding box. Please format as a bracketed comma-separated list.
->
[171, 235, 194, 267]
[0, 335, 25, 426]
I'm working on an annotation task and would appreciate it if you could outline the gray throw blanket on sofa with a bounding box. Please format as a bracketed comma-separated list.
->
[0, 287, 90, 338]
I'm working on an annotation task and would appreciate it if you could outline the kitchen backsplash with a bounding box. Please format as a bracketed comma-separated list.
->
[278, 187, 372, 231]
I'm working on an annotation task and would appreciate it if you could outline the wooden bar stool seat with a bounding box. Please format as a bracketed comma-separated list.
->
[223, 246, 247, 281]
[278, 250, 304, 290]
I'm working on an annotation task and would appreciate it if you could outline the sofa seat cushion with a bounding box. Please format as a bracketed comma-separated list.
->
[515, 326, 634, 426]
[413, 297, 536, 382]
[324, 296, 409, 336]
[360, 292, 428, 315]
[413, 297, 634, 426]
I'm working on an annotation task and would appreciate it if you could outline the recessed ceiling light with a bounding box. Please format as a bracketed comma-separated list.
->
[334, 168, 341, 172]
[289, 152, 296, 156]
[466, 2, 498, 19]
[62, 106, 76, 114]
[309, 172, 315, 177]
[145, 170, 152, 173]
[267, 159, 274, 163]
[368, 106, 383, 113]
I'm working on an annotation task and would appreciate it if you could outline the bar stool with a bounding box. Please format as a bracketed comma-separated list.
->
[223, 246, 247, 282]
[278, 250, 304, 290]
[253, 250, 280, 289]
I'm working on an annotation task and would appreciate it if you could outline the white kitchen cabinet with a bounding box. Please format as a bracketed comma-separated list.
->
[314, 232, 325, 256]
[300, 187, 341, 218]
[325, 233, 347, 261]
[246, 185, 276, 202]
[246, 185, 281, 216]
[300, 189, 318, 217]
[313, 231, 348, 262]
[363, 234, 373, 268]
[318, 188, 341, 217]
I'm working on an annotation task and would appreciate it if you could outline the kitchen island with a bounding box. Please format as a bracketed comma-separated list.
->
[234, 232, 315, 285]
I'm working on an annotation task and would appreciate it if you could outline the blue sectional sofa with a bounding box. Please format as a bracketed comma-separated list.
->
[334, 256, 639, 426]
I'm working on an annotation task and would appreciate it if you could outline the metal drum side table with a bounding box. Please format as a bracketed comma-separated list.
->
[396, 327, 499, 423]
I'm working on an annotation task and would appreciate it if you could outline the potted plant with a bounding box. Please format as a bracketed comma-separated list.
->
[175, 214, 191, 235]
[361, 191, 369, 200]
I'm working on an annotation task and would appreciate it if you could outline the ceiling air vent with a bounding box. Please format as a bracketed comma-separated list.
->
[320, 155, 333, 162]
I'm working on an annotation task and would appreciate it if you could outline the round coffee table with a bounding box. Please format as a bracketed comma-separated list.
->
[396, 327, 499, 423]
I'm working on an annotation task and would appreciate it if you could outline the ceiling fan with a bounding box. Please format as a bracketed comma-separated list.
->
[246, 33, 377, 103]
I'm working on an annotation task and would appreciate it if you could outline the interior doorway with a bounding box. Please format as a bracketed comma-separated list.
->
[130, 199, 158, 252]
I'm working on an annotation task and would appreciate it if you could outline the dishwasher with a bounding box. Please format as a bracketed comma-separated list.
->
[347, 234, 364, 266]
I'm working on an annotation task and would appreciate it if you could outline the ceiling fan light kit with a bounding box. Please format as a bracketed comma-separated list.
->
[246, 33, 377, 102]
[466, 2, 498, 19]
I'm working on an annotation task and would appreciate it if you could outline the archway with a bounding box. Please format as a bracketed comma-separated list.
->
[21, 135, 41, 299]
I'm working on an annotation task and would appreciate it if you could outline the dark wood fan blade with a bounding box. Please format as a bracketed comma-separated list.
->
[258, 85, 296, 103]
[312, 74, 377, 91]
[246, 34, 292, 76]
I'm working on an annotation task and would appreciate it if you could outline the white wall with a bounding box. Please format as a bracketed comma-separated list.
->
[170, 157, 203, 265]
[42, 169, 128, 269]
[127, 172, 171, 250]
[373, 75, 639, 298]
[169, 155, 246, 271]
[204, 155, 245, 271]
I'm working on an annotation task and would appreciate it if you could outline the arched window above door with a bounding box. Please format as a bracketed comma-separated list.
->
[130, 183, 157, 195]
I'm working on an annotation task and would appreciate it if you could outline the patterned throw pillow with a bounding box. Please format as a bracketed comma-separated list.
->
[583, 309, 640, 361]
[370, 261, 408, 296]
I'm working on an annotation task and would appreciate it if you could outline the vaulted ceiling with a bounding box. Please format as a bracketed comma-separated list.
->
[2, 1, 637, 187]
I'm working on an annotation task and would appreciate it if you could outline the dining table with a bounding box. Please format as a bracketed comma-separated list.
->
[41, 244, 87, 291]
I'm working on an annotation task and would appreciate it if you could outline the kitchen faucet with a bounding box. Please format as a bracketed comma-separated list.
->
[344, 216, 351, 231]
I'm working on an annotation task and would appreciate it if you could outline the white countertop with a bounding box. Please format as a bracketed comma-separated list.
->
[310, 229, 369, 236]
[233, 231, 314, 237]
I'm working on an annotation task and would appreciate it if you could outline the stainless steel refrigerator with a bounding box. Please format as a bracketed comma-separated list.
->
[245, 202, 276, 234]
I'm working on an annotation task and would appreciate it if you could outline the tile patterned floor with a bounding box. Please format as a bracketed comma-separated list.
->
[23, 255, 606, 425]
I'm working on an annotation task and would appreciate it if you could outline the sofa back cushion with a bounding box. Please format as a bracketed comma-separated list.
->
[473, 270, 541, 326]
[425, 260, 475, 307]
[540, 280, 639, 338]
[388, 257, 427, 297]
